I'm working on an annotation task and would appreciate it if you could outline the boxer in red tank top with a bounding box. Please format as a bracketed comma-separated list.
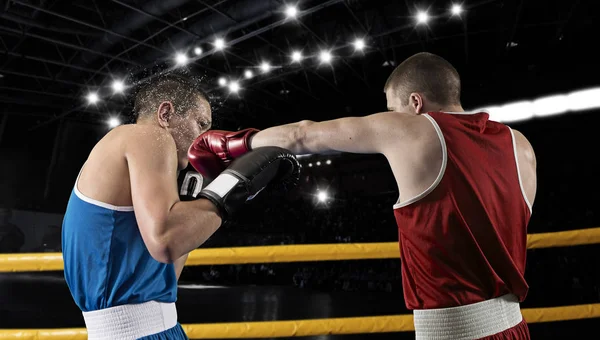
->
[190, 52, 537, 339]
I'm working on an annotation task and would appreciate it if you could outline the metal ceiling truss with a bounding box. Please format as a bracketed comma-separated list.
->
[26, 0, 345, 128]
[2, 0, 571, 130]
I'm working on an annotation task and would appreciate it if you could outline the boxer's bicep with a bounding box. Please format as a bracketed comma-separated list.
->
[299, 112, 408, 154]
[126, 131, 180, 254]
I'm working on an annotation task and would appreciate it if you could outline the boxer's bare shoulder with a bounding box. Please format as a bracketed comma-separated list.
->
[76, 124, 176, 208]
[381, 113, 442, 204]
[510, 129, 537, 207]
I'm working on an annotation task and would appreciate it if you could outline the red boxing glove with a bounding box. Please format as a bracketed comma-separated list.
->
[187, 146, 226, 180]
[188, 128, 259, 179]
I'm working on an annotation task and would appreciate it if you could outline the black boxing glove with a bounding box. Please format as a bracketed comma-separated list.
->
[198, 146, 301, 219]
[177, 166, 205, 201]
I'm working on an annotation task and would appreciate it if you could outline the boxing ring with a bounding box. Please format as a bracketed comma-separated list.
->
[1, 227, 599, 339]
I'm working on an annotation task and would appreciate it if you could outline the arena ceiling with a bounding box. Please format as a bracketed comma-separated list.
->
[0, 0, 597, 132]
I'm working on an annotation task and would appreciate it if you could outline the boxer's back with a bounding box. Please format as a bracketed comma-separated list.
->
[385, 111, 535, 310]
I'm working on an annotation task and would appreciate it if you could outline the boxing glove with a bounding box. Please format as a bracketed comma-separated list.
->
[187, 144, 226, 180]
[177, 166, 205, 201]
[197, 146, 300, 219]
[188, 128, 259, 178]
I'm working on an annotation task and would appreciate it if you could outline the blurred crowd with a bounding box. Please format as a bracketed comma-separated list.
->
[0, 208, 24, 253]
[0, 207, 61, 253]
[183, 192, 413, 293]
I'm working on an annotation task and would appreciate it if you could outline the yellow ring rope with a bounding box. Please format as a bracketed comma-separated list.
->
[1, 227, 599, 272]
[1, 303, 599, 339]
[0, 228, 599, 337]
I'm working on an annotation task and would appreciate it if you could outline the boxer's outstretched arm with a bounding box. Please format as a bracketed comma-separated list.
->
[251, 111, 411, 155]
[127, 126, 222, 264]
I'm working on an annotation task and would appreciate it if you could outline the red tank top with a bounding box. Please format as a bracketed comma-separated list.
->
[393, 111, 531, 310]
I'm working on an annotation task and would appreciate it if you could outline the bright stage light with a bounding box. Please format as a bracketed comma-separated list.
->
[108, 117, 121, 128]
[451, 4, 463, 15]
[353, 38, 365, 51]
[175, 53, 188, 65]
[214, 38, 225, 50]
[111, 80, 124, 93]
[416, 11, 429, 24]
[228, 81, 240, 93]
[291, 50, 302, 62]
[285, 5, 298, 18]
[260, 62, 272, 73]
[319, 50, 332, 63]
[473, 87, 600, 123]
[86, 92, 99, 104]
[317, 191, 328, 202]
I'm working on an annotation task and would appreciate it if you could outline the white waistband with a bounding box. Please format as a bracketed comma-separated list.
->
[413, 294, 522, 340]
[82, 301, 178, 340]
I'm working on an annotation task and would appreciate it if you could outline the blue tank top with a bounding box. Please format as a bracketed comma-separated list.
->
[62, 173, 177, 312]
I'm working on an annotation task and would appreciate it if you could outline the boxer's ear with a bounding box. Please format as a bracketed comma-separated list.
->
[157, 101, 175, 127]
[409, 93, 424, 114]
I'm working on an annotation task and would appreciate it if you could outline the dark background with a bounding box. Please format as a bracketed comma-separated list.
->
[1, 0, 599, 338]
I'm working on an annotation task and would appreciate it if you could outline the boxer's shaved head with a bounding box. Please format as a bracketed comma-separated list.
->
[384, 52, 461, 108]
[134, 72, 210, 120]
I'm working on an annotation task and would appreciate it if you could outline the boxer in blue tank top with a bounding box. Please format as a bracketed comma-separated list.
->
[62, 166, 201, 339]
[61, 71, 300, 340]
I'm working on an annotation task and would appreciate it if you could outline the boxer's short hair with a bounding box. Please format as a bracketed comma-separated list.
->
[133, 72, 209, 120]
[384, 52, 461, 106]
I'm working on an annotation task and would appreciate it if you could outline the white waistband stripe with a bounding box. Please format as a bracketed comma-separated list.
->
[82, 301, 178, 340]
[413, 294, 522, 340]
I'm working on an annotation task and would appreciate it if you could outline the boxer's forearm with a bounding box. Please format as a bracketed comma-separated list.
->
[251, 115, 387, 155]
[156, 199, 221, 263]
[174, 253, 189, 280]
[251, 120, 318, 154]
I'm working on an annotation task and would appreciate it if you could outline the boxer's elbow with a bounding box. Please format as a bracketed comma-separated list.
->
[145, 227, 178, 264]
[294, 120, 317, 153]
[148, 237, 177, 264]
[152, 252, 175, 264]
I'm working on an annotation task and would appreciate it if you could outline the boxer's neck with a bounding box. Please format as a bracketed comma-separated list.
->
[135, 116, 154, 125]
[424, 103, 464, 113]
[442, 104, 464, 113]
